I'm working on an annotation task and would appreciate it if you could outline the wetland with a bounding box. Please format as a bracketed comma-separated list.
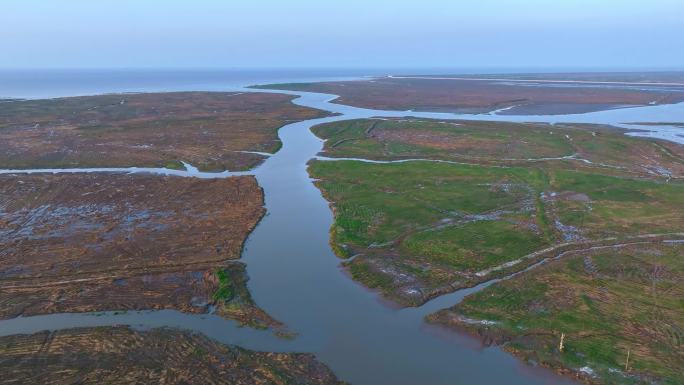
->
[1, 71, 683, 385]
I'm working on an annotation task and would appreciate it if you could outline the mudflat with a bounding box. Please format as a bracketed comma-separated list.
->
[0, 326, 345, 385]
[0, 92, 328, 171]
[0, 173, 278, 328]
[256, 74, 684, 115]
[424, 72, 684, 84]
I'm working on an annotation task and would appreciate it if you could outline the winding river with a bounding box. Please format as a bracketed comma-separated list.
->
[1, 73, 683, 385]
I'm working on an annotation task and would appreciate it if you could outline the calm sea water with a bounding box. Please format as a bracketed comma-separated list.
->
[0, 68, 369, 99]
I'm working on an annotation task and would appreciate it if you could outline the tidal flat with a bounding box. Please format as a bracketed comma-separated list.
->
[0, 92, 329, 171]
[256, 74, 684, 115]
[0, 173, 279, 329]
[0, 326, 345, 385]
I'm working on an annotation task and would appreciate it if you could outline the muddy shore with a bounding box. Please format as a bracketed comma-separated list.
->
[0, 173, 279, 328]
[256, 76, 684, 115]
[0, 326, 345, 385]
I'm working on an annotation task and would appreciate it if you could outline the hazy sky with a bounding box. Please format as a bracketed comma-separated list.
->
[2, 0, 683, 70]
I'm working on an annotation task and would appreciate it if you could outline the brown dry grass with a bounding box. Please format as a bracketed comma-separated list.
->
[0, 326, 345, 385]
[0, 92, 329, 171]
[261, 78, 684, 114]
[0, 174, 277, 327]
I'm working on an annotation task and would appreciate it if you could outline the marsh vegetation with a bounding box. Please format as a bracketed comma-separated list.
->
[309, 117, 684, 383]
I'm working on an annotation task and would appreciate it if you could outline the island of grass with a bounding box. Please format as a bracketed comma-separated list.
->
[309, 118, 684, 306]
[254, 72, 684, 115]
[310, 160, 684, 305]
[0, 173, 279, 329]
[0, 326, 345, 385]
[428, 242, 684, 385]
[0, 92, 329, 171]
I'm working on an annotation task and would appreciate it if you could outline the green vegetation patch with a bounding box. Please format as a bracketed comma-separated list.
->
[209, 264, 282, 330]
[311, 160, 545, 252]
[310, 159, 554, 304]
[212, 269, 235, 303]
[547, 170, 684, 238]
[403, 221, 547, 271]
[430, 243, 684, 384]
[310, 154, 684, 306]
[313, 119, 574, 161]
[164, 160, 185, 170]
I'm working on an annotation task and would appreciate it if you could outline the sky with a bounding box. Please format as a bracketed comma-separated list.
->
[2, 0, 683, 70]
